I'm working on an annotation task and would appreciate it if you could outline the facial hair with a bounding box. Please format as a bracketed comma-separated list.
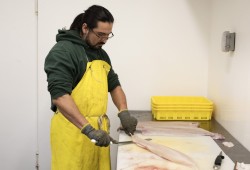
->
[85, 34, 105, 49]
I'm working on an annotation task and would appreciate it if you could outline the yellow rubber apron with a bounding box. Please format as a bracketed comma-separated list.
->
[50, 60, 111, 170]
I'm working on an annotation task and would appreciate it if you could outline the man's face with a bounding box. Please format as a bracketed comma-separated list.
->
[83, 21, 113, 49]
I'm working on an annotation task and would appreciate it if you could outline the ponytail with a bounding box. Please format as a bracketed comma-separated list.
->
[70, 13, 84, 31]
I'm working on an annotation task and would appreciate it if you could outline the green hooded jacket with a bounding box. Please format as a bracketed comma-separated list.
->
[44, 29, 120, 111]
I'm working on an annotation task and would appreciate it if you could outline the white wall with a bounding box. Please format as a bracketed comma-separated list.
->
[208, 0, 250, 151]
[38, 0, 211, 169]
[0, 0, 37, 170]
[108, 0, 211, 107]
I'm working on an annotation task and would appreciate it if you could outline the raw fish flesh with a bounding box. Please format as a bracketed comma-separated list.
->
[131, 135, 199, 170]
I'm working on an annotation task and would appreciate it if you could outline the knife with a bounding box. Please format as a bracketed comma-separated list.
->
[213, 151, 224, 169]
[113, 138, 152, 144]
[91, 138, 152, 145]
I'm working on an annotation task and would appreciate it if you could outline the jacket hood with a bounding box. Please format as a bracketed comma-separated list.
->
[56, 29, 89, 48]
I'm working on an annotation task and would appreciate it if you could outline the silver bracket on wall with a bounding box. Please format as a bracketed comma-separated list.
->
[221, 31, 236, 52]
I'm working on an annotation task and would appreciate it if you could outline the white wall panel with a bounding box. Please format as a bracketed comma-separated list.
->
[208, 0, 250, 151]
[0, 0, 37, 169]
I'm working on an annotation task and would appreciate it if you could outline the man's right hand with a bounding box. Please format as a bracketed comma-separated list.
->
[118, 110, 138, 135]
[81, 124, 111, 147]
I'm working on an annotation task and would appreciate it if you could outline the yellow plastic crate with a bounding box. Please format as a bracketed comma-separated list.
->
[152, 109, 212, 120]
[151, 103, 213, 110]
[151, 96, 213, 120]
[151, 96, 213, 106]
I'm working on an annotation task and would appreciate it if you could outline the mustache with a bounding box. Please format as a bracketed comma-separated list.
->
[98, 42, 105, 45]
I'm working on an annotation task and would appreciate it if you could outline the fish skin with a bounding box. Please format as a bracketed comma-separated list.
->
[137, 121, 225, 140]
[137, 121, 200, 128]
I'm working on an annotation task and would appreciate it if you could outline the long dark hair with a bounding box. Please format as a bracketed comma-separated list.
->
[70, 5, 114, 32]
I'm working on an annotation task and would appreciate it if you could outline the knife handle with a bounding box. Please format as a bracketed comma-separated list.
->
[214, 154, 224, 165]
[91, 139, 113, 144]
[213, 151, 225, 169]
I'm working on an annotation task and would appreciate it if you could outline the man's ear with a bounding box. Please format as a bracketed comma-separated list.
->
[82, 23, 88, 34]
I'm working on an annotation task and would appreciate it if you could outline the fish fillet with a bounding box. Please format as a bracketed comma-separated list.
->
[140, 126, 224, 139]
[137, 121, 224, 140]
[137, 121, 200, 128]
[131, 135, 199, 170]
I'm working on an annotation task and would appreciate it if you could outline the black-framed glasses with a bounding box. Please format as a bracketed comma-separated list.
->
[89, 29, 114, 39]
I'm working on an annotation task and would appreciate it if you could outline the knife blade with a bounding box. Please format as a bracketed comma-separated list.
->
[91, 138, 152, 145]
[114, 138, 152, 144]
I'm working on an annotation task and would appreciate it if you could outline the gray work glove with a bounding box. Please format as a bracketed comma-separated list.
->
[81, 124, 111, 147]
[118, 110, 138, 135]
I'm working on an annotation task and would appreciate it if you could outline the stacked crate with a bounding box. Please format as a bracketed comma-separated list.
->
[151, 96, 213, 120]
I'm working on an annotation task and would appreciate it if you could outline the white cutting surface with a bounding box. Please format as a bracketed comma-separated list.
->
[117, 131, 235, 170]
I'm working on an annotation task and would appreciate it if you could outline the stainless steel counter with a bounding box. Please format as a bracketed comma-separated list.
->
[129, 110, 250, 164]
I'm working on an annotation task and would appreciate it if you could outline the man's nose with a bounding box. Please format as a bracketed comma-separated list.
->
[101, 39, 108, 44]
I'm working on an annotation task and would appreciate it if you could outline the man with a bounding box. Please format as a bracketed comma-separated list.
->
[44, 5, 137, 170]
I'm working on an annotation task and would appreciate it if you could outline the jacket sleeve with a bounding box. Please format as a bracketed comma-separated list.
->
[44, 46, 76, 99]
